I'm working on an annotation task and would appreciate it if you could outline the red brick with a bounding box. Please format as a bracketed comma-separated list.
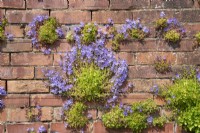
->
[145, 123, 174, 133]
[7, 80, 49, 93]
[93, 11, 132, 24]
[93, 121, 107, 133]
[129, 66, 157, 79]
[50, 123, 72, 133]
[51, 11, 91, 24]
[53, 53, 64, 66]
[0, 67, 34, 79]
[0, 125, 4, 133]
[0, 41, 32, 52]
[154, 96, 166, 106]
[0, 53, 9, 65]
[69, 0, 109, 10]
[31, 94, 65, 107]
[177, 52, 200, 65]
[11, 53, 53, 66]
[110, 0, 149, 9]
[88, 109, 97, 120]
[5, 25, 24, 38]
[41, 107, 53, 121]
[7, 10, 49, 23]
[7, 123, 48, 133]
[27, 0, 68, 9]
[55, 42, 72, 52]
[136, 52, 176, 65]
[150, 0, 193, 9]
[7, 108, 28, 122]
[180, 10, 200, 23]
[0, 109, 7, 122]
[4, 94, 29, 108]
[0, 0, 25, 8]
[0, 9, 5, 18]
[0, 80, 6, 88]
[184, 23, 200, 37]
[115, 52, 135, 65]
[35, 66, 58, 79]
[120, 93, 153, 104]
[157, 39, 194, 52]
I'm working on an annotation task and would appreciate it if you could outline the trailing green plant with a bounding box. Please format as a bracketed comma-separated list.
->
[27, 15, 64, 54]
[154, 56, 172, 74]
[66, 31, 75, 44]
[26, 105, 42, 122]
[151, 67, 200, 133]
[0, 17, 13, 41]
[194, 32, 200, 48]
[155, 12, 185, 44]
[102, 99, 166, 133]
[64, 102, 88, 129]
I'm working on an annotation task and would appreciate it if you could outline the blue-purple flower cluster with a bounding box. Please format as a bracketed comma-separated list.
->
[0, 87, 6, 109]
[27, 125, 47, 133]
[27, 15, 63, 54]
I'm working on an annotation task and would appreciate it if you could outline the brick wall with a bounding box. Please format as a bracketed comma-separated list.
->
[0, 0, 200, 133]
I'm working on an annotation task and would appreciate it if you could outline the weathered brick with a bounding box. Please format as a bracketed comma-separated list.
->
[41, 107, 53, 121]
[93, 121, 107, 133]
[7, 80, 49, 93]
[53, 107, 62, 121]
[110, 0, 149, 9]
[50, 123, 72, 133]
[120, 93, 153, 104]
[0, 0, 25, 8]
[0, 80, 6, 88]
[180, 10, 200, 23]
[129, 66, 157, 79]
[27, 0, 68, 9]
[0, 53, 9, 65]
[145, 123, 174, 133]
[7, 108, 28, 122]
[150, 0, 194, 9]
[11, 53, 53, 66]
[136, 52, 176, 65]
[5, 25, 24, 38]
[177, 52, 200, 65]
[0, 41, 32, 52]
[69, 0, 109, 10]
[154, 96, 166, 106]
[0, 125, 3, 133]
[0, 9, 5, 18]
[0, 109, 7, 122]
[51, 11, 91, 24]
[4, 94, 29, 108]
[35, 66, 61, 79]
[0, 67, 34, 79]
[7, 123, 48, 133]
[92, 11, 132, 24]
[88, 109, 97, 120]
[53, 53, 64, 66]
[157, 39, 194, 52]
[7, 10, 49, 23]
[31, 94, 65, 107]
[184, 23, 200, 37]
[115, 52, 135, 65]
[55, 42, 71, 52]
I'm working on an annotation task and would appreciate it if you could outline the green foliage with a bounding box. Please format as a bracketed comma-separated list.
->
[194, 32, 200, 47]
[66, 31, 75, 43]
[158, 67, 200, 132]
[38, 17, 59, 45]
[154, 57, 171, 74]
[70, 63, 112, 102]
[64, 102, 88, 129]
[153, 116, 167, 128]
[178, 104, 200, 133]
[155, 18, 167, 30]
[164, 30, 181, 43]
[129, 29, 145, 40]
[81, 23, 98, 45]
[0, 18, 8, 41]
[112, 33, 125, 52]
[102, 99, 165, 132]
[102, 106, 125, 129]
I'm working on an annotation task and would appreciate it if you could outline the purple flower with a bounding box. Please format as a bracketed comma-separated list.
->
[142, 26, 149, 34]
[38, 125, 47, 133]
[147, 116, 153, 124]
[0, 87, 6, 96]
[56, 27, 64, 38]
[27, 127, 35, 133]
[87, 113, 92, 119]
[41, 48, 51, 55]
[7, 33, 14, 41]
[160, 11, 165, 18]
[63, 99, 73, 111]
[150, 85, 159, 95]
[0, 100, 5, 109]
[197, 73, 200, 82]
